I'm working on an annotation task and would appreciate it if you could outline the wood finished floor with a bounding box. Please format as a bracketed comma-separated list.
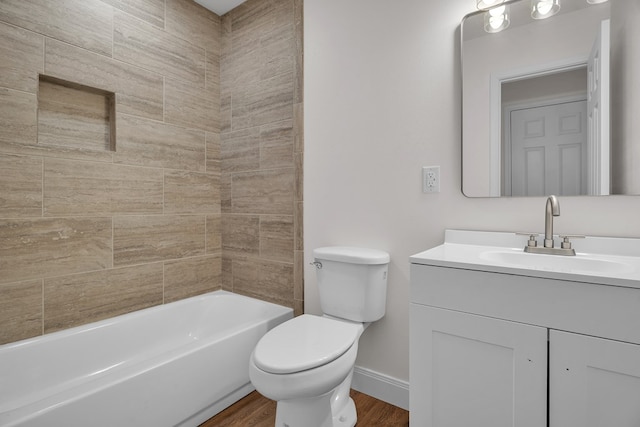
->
[200, 390, 409, 427]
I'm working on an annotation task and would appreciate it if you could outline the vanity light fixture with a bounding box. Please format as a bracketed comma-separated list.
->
[586, 0, 608, 3]
[531, 0, 561, 19]
[476, 0, 504, 10]
[484, 5, 510, 33]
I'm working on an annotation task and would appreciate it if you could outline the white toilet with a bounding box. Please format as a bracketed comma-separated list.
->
[249, 246, 390, 427]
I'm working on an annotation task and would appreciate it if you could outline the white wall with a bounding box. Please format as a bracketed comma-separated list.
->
[304, 0, 640, 407]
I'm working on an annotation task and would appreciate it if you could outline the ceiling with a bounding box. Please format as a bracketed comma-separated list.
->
[193, 0, 247, 15]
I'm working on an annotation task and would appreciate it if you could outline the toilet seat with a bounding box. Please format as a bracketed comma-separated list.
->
[253, 314, 362, 374]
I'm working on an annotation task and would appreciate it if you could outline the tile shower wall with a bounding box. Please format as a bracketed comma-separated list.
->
[0, 0, 303, 346]
[220, 0, 304, 314]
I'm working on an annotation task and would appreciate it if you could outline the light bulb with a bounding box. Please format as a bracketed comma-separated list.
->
[489, 5, 506, 16]
[531, 0, 560, 19]
[477, 0, 504, 10]
[484, 5, 510, 33]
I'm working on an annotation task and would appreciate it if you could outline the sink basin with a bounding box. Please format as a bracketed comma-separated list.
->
[479, 250, 635, 274]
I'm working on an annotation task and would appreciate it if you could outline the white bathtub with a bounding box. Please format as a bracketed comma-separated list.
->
[0, 290, 292, 427]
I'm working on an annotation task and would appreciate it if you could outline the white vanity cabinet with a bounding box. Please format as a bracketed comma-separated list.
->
[411, 304, 548, 427]
[549, 331, 640, 427]
[410, 231, 640, 427]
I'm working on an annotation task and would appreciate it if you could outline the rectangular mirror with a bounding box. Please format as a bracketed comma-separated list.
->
[462, 0, 640, 197]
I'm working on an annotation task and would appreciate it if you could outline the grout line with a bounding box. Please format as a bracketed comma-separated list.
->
[41, 279, 45, 336]
[41, 157, 45, 217]
[162, 261, 165, 304]
[162, 168, 165, 215]
[162, 76, 166, 123]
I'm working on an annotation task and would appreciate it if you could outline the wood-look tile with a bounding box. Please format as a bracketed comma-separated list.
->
[224, 3, 293, 85]
[220, 44, 260, 92]
[0, 217, 112, 285]
[115, 114, 206, 172]
[0, 0, 112, 56]
[293, 0, 303, 104]
[164, 170, 220, 215]
[293, 299, 303, 316]
[293, 102, 303, 153]
[206, 132, 221, 173]
[44, 158, 163, 216]
[0, 137, 114, 164]
[113, 215, 206, 267]
[0, 88, 37, 146]
[164, 255, 221, 303]
[0, 154, 42, 218]
[294, 152, 303, 202]
[44, 39, 164, 121]
[165, 0, 220, 51]
[100, 0, 165, 28]
[113, 10, 205, 86]
[232, 72, 294, 130]
[294, 201, 303, 251]
[206, 214, 222, 254]
[219, 16, 232, 133]
[294, 249, 303, 301]
[221, 255, 233, 290]
[231, 258, 259, 297]
[206, 50, 221, 93]
[221, 127, 260, 173]
[231, 168, 294, 215]
[257, 23, 295, 82]
[272, 0, 296, 29]
[164, 77, 219, 132]
[260, 120, 293, 169]
[0, 279, 42, 345]
[258, 260, 294, 306]
[37, 79, 113, 152]
[233, 258, 293, 307]
[43, 263, 163, 333]
[220, 173, 232, 213]
[222, 215, 260, 257]
[260, 215, 293, 262]
[0, 22, 43, 93]
[229, 0, 275, 50]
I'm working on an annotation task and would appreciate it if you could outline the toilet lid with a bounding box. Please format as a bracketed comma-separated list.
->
[253, 315, 361, 374]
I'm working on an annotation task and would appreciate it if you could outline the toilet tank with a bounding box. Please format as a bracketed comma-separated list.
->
[313, 247, 390, 322]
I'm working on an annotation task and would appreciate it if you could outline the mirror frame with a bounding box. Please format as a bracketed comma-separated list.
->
[460, 0, 621, 198]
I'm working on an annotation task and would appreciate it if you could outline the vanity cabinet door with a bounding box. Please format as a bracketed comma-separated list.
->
[410, 305, 547, 427]
[549, 330, 640, 427]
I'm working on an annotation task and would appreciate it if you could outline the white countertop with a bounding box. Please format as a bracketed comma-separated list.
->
[410, 230, 640, 289]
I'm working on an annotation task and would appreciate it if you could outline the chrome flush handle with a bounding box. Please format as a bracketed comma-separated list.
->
[310, 261, 323, 269]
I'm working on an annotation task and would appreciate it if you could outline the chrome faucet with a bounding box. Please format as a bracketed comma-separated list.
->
[544, 195, 560, 248]
[518, 195, 583, 256]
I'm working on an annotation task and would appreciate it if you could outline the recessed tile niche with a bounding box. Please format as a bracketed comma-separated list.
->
[37, 75, 116, 152]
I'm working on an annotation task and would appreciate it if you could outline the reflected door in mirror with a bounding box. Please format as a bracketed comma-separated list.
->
[507, 100, 587, 196]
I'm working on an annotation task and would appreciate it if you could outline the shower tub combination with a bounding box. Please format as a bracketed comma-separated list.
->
[0, 290, 292, 427]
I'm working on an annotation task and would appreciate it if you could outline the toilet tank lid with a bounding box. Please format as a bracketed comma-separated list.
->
[313, 246, 390, 265]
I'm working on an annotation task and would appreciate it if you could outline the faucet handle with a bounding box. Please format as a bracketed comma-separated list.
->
[516, 232, 540, 247]
[558, 234, 585, 250]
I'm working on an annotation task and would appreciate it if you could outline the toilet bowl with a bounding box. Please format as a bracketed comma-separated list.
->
[249, 246, 390, 427]
[249, 315, 364, 427]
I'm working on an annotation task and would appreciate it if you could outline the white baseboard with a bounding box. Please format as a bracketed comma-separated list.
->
[351, 365, 409, 411]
